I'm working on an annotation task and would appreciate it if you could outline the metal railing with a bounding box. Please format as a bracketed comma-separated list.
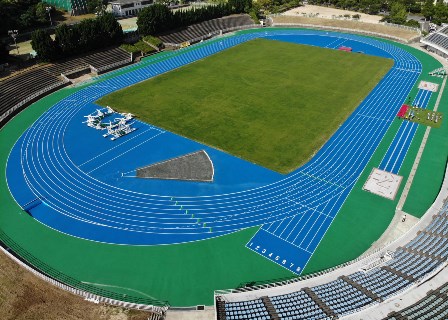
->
[95, 56, 133, 73]
[269, 21, 418, 43]
[0, 244, 168, 318]
[0, 80, 69, 124]
[163, 24, 260, 47]
[0, 229, 169, 316]
[270, 13, 421, 34]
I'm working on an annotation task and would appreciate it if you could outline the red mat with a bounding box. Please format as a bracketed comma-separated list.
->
[338, 46, 352, 52]
[397, 104, 410, 118]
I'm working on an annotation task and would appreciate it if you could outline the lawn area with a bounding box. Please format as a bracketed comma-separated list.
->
[97, 38, 393, 173]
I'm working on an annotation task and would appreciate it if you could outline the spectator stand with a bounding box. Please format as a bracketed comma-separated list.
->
[159, 14, 259, 47]
[215, 163, 448, 320]
[421, 25, 448, 59]
[0, 46, 132, 128]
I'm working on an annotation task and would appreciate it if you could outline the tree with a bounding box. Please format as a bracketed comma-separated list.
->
[137, 4, 173, 36]
[19, 7, 37, 29]
[35, 2, 51, 24]
[228, 0, 252, 13]
[388, 2, 407, 24]
[78, 18, 101, 52]
[31, 29, 58, 61]
[55, 24, 80, 55]
[86, 0, 105, 14]
[433, 1, 448, 24]
[97, 12, 124, 44]
[0, 40, 9, 62]
[422, 0, 434, 20]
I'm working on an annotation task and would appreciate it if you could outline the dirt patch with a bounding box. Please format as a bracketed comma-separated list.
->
[0, 250, 150, 320]
[272, 15, 420, 42]
[283, 4, 382, 23]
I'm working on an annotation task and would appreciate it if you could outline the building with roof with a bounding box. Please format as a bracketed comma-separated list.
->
[421, 25, 448, 59]
[110, 0, 154, 17]
[43, 0, 88, 15]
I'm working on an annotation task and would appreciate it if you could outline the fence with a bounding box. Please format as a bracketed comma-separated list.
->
[270, 13, 421, 34]
[0, 80, 69, 125]
[0, 229, 169, 318]
[268, 20, 420, 44]
[95, 55, 133, 74]
[0, 53, 134, 126]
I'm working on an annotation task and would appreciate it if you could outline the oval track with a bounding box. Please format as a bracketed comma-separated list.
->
[7, 29, 422, 272]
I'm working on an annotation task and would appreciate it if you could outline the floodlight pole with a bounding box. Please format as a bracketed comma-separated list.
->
[8, 30, 19, 55]
[46, 6, 53, 26]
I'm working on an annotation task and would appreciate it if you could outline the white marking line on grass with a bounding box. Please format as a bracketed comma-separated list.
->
[81, 281, 158, 300]
[87, 131, 165, 174]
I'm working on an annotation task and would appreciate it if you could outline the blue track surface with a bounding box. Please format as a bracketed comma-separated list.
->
[379, 89, 432, 174]
[6, 29, 422, 274]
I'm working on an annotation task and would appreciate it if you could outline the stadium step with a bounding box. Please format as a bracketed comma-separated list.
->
[339, 275, 382, 302]
[381, 265, 415, 282]
[419, 228, 448, 239]
[303, 287, 337, 318]
[260, 296, 280, 320]
[400, 246, 444, 262]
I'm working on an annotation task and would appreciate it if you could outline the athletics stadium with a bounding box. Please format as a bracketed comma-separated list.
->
[1, 26, 448, 319]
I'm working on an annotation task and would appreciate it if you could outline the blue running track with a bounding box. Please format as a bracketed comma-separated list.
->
[6, 29, 422, 274]
[379, 88, 432, 174]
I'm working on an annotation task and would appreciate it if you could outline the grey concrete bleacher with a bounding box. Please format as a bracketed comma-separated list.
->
[385, 282, 448, 320]
[0, 67, 67, 123]
[216, 201, 448, 319]
[0, 46, 131, 126]
[159, 14, 255, 45]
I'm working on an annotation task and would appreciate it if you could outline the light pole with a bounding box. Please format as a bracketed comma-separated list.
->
[46, 6, 53, 26]
[8, 30, 19, 55]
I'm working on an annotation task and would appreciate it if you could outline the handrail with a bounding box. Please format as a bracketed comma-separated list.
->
[0, 229, 169, 314]
[0, 80, 69, 124]
[95, 55, 133, 73]
[269, 22, 417, 44]
[270, 13, 421, 33]
[0, 56, 134, 125]
[163, 24, 260, 47]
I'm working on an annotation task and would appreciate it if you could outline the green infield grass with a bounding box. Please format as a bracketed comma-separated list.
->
[97, 38, 393, 174]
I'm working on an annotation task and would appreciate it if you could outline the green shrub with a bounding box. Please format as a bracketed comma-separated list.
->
[120, 43, 140, 54]
[134, 40, 156, 54]
[249, 10, 259, 24]
[143, 35, 163, 48]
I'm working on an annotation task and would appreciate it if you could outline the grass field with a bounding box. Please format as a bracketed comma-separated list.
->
[97, 38, 393, 173]
[403, 107, 443, 128]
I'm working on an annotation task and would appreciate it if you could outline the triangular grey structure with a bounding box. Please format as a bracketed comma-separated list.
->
[136, 150, 214, 182]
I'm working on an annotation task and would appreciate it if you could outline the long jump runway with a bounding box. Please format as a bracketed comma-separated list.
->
[6, 29, 422, 274]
